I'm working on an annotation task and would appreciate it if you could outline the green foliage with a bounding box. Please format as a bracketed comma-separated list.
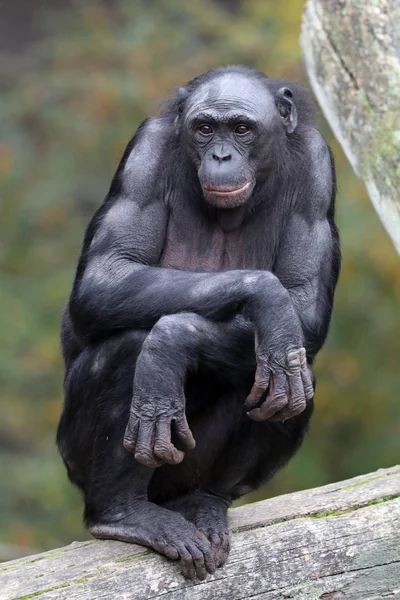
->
[0, 0, 399, 557]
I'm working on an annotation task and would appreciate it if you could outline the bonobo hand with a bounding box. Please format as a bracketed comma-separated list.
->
[123, 391, 195, 468]
[123, 342, 195, 468]
[245, 276, 314, 421]
[245, 347, 314, 421]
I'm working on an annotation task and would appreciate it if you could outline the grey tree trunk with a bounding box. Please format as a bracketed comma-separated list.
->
[301, 0, 400, 254]
[1, 466, 399, 599]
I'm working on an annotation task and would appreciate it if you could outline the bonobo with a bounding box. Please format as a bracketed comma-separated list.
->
[57, 65, 341, 580]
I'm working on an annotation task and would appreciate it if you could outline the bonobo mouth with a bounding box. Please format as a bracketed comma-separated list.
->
[202, 181, 252, 208]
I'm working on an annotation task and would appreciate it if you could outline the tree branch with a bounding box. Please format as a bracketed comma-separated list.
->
[1, 466, 400, 599]
[301, 0, 400, 254]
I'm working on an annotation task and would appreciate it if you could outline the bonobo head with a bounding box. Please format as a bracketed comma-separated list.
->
[178, 66, 298, 209]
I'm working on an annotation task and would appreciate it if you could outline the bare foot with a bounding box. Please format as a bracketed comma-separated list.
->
[90, 501, 215, 580]
[164, 491, 230, 568]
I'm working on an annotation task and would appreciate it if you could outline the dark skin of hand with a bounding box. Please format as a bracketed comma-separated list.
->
[57, 65, 341, 580]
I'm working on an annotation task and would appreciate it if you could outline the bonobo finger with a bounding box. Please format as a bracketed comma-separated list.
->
[154, 421, 184, 465]
[122, 417, 140, 453]
[273, 371, 305, 421]
[247, 371, 288, 421]
[134, 421, 162, 468]
[300, 348, 314, 400]
[245, 363, 271, 408]
[174, 414, 196, 451]
[270, 350, 305, 421]
[288, 368, 306, 414]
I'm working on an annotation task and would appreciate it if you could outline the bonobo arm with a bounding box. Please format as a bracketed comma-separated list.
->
[275, 213, 339, 357]
[275, 133, 340, 358]
[246, 212, 336, 421]
[245, 133, 340, 421]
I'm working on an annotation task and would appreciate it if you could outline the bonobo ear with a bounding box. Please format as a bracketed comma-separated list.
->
[275, 87, 298, 134]
[174, 87, 189, 135]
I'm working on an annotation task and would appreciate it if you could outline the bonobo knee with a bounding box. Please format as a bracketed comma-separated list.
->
[138, 313, 204, 367]
[148, 313, 202, 343]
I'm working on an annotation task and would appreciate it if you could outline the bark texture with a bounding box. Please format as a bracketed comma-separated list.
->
[1, 466, 400, 599]
[301, 0, 400, 253]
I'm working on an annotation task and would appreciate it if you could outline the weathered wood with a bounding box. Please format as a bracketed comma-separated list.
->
[301, 0, 400, 254]
[1, 466, 399, 599]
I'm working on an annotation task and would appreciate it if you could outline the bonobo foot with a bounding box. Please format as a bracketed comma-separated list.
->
[246, 347, 314, 421]
[164, 491, 230, 568]
[90, 501, 216, 580]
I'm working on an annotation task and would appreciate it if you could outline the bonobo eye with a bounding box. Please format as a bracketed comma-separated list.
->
[235, 124, 250, 135]
[198, 124, 213, 135]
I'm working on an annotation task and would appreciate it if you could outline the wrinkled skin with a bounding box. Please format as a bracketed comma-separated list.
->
[57, 65, 341, 580]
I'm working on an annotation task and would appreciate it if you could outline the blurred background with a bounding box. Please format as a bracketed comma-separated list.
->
[0, 0, 399, 561]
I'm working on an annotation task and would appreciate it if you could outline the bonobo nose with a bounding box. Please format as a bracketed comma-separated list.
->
[212, 152, 231, 162]
[212, 146, 232, 162]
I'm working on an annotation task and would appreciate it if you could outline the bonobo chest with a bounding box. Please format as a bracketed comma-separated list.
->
[159, 212, 268, 271]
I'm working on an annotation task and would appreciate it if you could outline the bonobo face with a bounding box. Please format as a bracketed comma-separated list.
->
[183, 74, 285, 209]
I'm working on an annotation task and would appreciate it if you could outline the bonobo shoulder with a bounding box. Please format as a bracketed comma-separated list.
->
[113, 116, 173, 205]
[301, 127, 335, 217]
[303, 127, 330, 159]
[123, 117, 171, 176]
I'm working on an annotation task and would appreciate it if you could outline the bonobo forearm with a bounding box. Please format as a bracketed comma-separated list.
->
[289, 288, 333, 360]
[70, 264, 292, 339]
[146, 314, 256, 377]
[274, 212, 340, 360]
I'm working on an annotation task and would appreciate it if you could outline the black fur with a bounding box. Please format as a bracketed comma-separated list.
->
[57, 66, 341, 580]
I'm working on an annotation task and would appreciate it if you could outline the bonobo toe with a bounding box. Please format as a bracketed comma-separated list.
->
[209, 531, 230, 568]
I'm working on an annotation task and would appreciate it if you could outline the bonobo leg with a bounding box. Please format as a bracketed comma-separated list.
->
[87, 441, 215, 580]
[120, 313, 254, 567]
[58, 330, 216, 580]
[122, 312, 314, 568]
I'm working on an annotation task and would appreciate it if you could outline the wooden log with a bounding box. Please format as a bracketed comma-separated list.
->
[300, 0, 400, 254]
[1, 466, 399, 599]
